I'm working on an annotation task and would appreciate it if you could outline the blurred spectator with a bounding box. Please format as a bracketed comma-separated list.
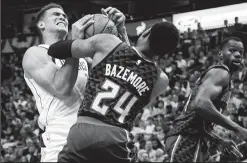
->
[197, 22, 210, 46]
[190, 29, 198, 39]
[180, 33, 192, 59]
[188, 28, 192, 39]
[145, 141, 156, 162]
[221, 19, 231, 39]
[176, 52, 187, 69]
[224, 19, 228, 27]
[198, 49, 208, 66]
[138, 149, 149, 162]
[4, 22, 17, 38]
[29, 17, 38, 35]
[151, 137, 164, 150]
[145, 117, 155, 134]
[155, 148, 167, 162]
[189, 38, 202, 57]
[197, 22, 203, 31]
[234, 17, 243, 32]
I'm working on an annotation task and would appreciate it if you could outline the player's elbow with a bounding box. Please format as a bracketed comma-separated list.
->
[53, 84, 73, 97]
[59, 88, 73, 97]
[193, 98, 210, 115]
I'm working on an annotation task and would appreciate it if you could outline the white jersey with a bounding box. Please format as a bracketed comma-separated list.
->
[24, 44, 89, 130]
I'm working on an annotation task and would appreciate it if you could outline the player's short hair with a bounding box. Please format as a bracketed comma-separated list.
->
[36, 3, 64, 23]
[149, 22, 180, 56]
[220, 37, 242, 50]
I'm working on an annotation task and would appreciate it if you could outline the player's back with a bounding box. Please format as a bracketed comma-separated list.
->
[78, 42, 159, 130]
[24, 44, 89, 130]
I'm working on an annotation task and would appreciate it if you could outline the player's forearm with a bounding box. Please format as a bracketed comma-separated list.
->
[194, 99, 241, 133]
[53, 58, 79, 96]
[208, 132, 224, 143]
[119, 27, 130, 46]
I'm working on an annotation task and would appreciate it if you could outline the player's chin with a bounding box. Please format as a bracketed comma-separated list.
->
[56, 27, 68, 34]
[230, 62, 242, 71]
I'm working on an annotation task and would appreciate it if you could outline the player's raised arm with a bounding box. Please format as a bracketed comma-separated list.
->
[101, 7, 130, 46]
[48, 15, 122, 60]
[48, 34, 122, 59]
[23, 46, 79, 98]
[192, 68, 245, 133]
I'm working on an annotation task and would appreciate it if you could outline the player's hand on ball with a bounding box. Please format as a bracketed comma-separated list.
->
[219, 140, 243, 158]
[101, 7, 126, 33]
[71, 15, 95, 39]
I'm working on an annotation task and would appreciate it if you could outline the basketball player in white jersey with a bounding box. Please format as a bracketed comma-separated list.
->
[22, 3, 93, 162]
[22, 3, 128, 162]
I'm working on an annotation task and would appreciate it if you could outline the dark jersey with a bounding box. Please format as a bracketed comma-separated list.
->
[78, 42, 159, 130]
[167, 64, 232, 138]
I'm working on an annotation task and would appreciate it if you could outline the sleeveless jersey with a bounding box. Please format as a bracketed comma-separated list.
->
[24, 44, 89, 130]
[166, 63, 232, 138]
[78, 42, 159, 130]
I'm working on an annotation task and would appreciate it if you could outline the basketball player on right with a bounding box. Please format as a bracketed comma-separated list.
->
[165, 37, 247, 162]
[47, 20, 180, 162]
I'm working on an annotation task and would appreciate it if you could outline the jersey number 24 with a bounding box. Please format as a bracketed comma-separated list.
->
[91, 79, 138, 123]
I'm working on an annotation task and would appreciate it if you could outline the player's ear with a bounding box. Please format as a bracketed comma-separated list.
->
[37, 21, 45, 30]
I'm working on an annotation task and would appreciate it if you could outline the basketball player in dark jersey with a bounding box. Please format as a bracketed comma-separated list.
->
[164, 37, 247, 162]
[47, 17, 180, 162]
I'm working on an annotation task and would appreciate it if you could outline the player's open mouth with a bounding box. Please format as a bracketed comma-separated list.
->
[232, 60, 241, 65]
[56, 22, 66, 27]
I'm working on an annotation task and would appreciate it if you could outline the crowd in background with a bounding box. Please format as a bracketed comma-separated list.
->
[1, 13, 247, 162]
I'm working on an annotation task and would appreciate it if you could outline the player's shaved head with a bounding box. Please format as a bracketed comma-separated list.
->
[220, 37, 242, 50]
[149, 22, 180, 56]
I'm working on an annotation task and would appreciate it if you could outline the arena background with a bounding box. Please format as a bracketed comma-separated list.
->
[1, 0, 247, 162]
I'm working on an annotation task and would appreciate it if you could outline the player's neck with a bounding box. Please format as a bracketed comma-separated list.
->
[42, 32, 66, 45]
[134, 46, 155, 63]
[219, 62, 234, 76]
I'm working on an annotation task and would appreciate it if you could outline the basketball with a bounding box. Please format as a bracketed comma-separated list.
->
[84, 14, 118, 39]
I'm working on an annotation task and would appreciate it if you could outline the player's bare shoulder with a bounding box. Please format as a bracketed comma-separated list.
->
[150, 69, 169, 101]
[94, 34, 122, 51]
[23, 46, 49, 64]
[22, 46, 54, 76]
[159, 69, 169, 83]
[203, 68, 230, 87]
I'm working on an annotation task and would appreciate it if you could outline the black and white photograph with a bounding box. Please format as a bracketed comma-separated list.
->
[1, 0, 247, 162]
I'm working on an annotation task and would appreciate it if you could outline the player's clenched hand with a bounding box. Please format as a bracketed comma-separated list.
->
[71, 15, 95, 39]
[219, 140, 243, 158]
[101, 7, 126, 33]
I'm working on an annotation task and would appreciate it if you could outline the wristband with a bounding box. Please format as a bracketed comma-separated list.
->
[48, 40, 75, 59]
